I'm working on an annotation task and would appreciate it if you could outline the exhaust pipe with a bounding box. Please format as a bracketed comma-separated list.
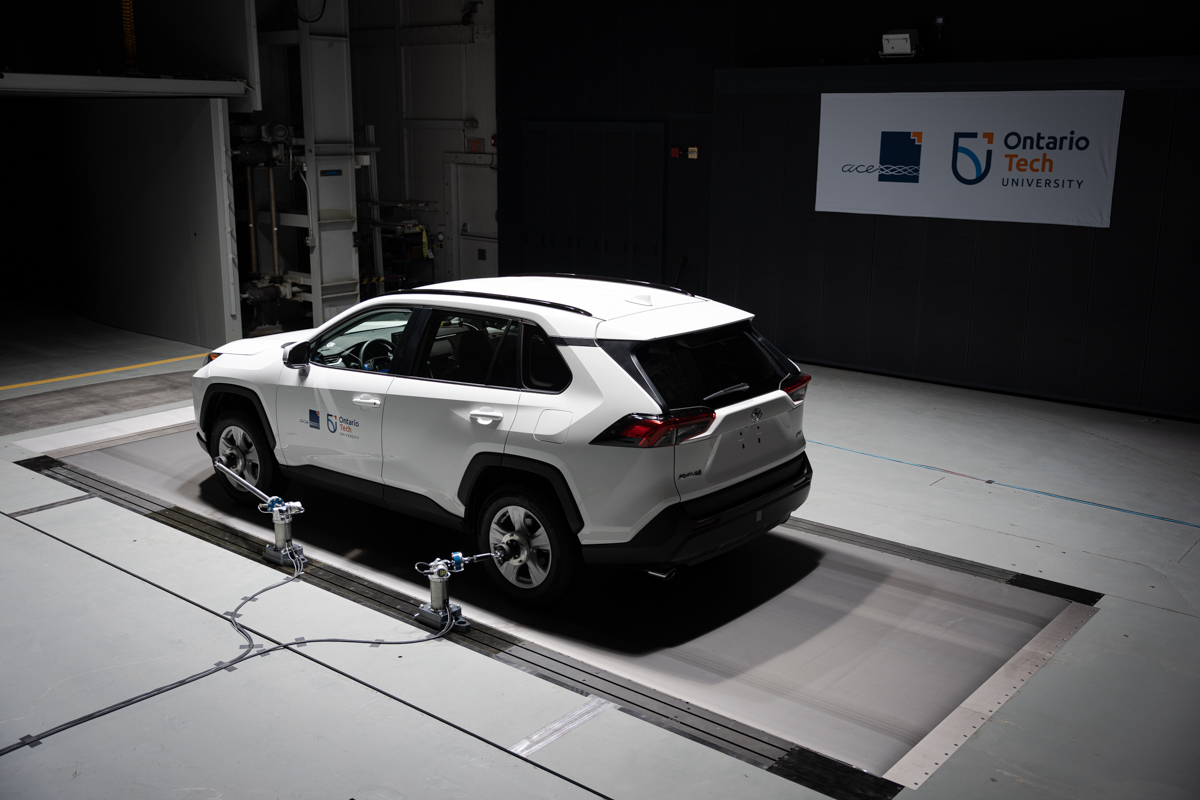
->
[646, 568, 676, 581]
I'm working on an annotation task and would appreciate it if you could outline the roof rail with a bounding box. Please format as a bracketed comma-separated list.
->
[389, 288, 593, 317]
[515, 273, 696, 297]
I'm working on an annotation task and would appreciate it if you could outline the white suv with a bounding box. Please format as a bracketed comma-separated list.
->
[193, 275, 812, 603]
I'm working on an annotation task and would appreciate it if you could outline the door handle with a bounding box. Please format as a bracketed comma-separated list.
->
[470, 408, 504, 425]
[352, 395, 382, 408]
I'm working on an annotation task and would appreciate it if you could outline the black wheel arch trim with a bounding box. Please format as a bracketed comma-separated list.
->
[199, 383, 277, 451]
[458, 453, 584, 535]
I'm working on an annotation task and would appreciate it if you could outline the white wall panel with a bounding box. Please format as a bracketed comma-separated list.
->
[464, 38, 497, 138]
[408, 129, 462, 201]
[63, 97, 234, 348]
[404, 45, 465, 119]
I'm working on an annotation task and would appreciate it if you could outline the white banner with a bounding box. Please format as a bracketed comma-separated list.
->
[815, 91, 1124, 228]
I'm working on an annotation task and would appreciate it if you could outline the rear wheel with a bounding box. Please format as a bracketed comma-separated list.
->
[477, 487, 580, 605]
[209, 412, 287, 504]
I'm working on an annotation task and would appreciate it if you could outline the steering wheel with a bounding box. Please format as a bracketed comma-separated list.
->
[354, 338, 393, 372]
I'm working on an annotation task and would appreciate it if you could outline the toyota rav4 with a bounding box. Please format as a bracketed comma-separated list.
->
[193, 275, 813, 603]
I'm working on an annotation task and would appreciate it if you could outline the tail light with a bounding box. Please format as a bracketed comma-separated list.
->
[781, 373, 810, 403]
[591, 407, 716, 448]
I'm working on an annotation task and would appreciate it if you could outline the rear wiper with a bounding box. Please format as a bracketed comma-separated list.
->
[703, 382, 750, 402]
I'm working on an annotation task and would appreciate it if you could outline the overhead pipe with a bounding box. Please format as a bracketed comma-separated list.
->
[245, 165, 259, 275]
[120, 0, 137, 71]
[267, 164, 280, 277]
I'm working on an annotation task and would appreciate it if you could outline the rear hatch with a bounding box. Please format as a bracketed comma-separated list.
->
[630, 322, 803, 502]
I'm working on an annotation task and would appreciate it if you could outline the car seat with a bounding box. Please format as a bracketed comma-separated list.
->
[448, 328, 493, 384]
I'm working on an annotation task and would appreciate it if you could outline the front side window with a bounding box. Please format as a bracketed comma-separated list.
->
[311, 308, 412, 373]
[417, 312, 515, 386]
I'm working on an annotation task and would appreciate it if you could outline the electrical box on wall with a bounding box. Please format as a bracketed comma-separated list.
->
[881, 30, 919, 57]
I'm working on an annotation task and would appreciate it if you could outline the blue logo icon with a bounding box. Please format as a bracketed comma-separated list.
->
[952, 132, 993, 185]
[878, 131, 922, 183]
[326, 413, 337, 433]
[308, 410, 320, 429]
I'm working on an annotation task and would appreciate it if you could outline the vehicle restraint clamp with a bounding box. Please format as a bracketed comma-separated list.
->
[214, 457, 306, 567]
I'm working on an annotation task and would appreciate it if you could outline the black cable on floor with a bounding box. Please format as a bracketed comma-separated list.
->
[0, 543, 455, 758]
[2, 512, 615, 799]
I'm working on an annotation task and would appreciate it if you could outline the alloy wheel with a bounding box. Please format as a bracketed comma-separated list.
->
[488, 504, 553, 588]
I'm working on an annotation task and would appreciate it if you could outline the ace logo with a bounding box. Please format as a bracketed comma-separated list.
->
[878, 131, 922, 183]
[841, 131, 923, 182]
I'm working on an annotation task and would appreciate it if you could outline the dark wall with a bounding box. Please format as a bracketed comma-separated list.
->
[497, 4, 726, 294]
[497, 3, 1200, 418]
[3, 1, 253, 80]
[497, 2, 1200, 289]
[709, 58, 1200, 419]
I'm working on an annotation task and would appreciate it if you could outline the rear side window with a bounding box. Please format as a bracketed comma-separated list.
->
[489, 322, 521, 389]
[417, 312, 514, 386]
[633, 323, 780, 409]
[523, 324, 571, 393]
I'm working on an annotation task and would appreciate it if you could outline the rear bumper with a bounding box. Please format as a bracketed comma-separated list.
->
[582, 450, 812, 568]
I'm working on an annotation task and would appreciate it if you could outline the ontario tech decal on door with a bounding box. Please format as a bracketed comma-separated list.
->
[301, 409, 361, 440]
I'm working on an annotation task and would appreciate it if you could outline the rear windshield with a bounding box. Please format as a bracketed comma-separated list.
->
[633, 323, 781, 409]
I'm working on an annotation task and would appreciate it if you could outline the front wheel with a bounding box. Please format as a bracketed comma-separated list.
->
[477, 487, 580, 605]
[209, 412, 287, 504]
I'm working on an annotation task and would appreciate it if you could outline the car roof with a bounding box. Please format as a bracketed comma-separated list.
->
[425, 276, 701, 319]
[355, 275, 752, 340]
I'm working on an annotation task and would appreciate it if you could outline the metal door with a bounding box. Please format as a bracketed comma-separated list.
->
[381, 310, 519, 517]
[451, 161, 499, 280]
[276, 306, 413, 483]
[276, 366, 392, 483]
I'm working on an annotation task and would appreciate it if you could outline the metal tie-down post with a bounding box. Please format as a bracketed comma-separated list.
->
[214, 458, 306, 566]
[214, 453, 511, 631]
[413, 548, 510, 632]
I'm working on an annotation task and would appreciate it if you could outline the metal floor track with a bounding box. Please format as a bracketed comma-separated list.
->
[15, 456, 901, 800]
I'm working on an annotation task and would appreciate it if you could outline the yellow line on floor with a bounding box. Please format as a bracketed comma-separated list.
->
[0, 353, 209, 391]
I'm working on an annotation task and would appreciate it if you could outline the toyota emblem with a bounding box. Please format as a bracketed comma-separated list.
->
[751, 407, 763, 422]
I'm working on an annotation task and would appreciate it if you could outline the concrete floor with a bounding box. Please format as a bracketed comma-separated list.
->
[2, 484, 797, 800]
[793, 367, 1200, 800]
[23, 431, 1084, 776]
[2, 327, 1199, 799]
[0, 309, 206, 400]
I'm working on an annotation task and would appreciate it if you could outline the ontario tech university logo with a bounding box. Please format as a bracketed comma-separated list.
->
[952, 132, 993, 185]
[842, 132, 922, 182]
[304, 409, 360, 438]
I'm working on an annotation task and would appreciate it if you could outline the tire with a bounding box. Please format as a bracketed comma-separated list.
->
[477, 486, 581, 605]
[209, 412, 288, 504]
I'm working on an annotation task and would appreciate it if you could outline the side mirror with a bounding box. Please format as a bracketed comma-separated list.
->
[284, 341, 310, 370]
